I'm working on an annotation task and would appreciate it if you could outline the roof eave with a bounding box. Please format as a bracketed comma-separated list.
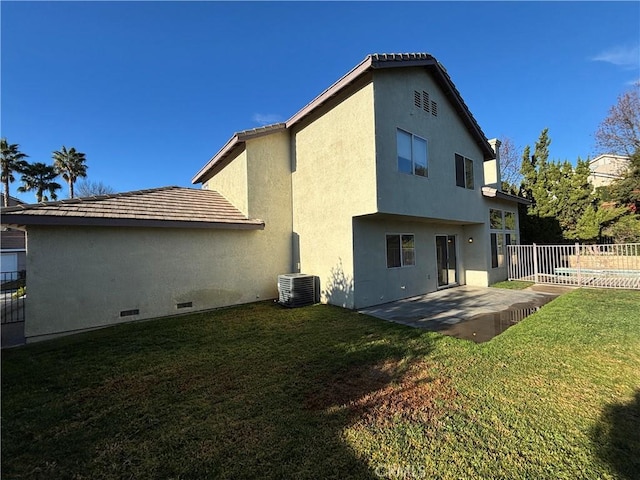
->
[426, 65, 494, 161]
[1, 215, 265, 230]
[191, 133, 242, 185]
[191, 123, 287, 184]
[193, 52, 497, 183]
[481, 186, 531, 205]
[285, 56, 374, 127]
[285, 53, 494, 161]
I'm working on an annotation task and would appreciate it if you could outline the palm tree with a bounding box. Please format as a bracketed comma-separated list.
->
[1, 138, 29, 206]
[18, 162, 62, 203]
[53, 146, 88, 199]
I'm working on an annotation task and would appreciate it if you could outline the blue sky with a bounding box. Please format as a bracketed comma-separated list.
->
[2, 1, 639, 202]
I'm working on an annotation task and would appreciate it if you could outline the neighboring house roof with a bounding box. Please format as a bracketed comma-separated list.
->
[588, 153, 631, 167]
[0, 186, 264, 230]
[193, 52, 495, 184]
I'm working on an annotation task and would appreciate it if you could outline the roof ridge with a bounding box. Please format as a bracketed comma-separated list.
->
[370, 52, 434, 61]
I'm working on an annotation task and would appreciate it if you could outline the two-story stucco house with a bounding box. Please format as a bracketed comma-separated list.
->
[1, 53, 527, 342]
[192, 53, 527, 309]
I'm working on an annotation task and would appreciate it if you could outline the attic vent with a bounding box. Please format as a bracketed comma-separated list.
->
[413, 91, 435, 116]
[422, 91, 430, 112]
[414, 90, 421, 108]
[278, 274, 318, 308]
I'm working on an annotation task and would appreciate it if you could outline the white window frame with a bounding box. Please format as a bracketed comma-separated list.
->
[397, 129, 428, 177]
[455, 153, 474, 189]
[489, 209, 518, 269]
[386, 233, 416, 268]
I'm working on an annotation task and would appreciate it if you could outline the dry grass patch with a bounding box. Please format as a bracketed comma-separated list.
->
[306, 359, 458, 428]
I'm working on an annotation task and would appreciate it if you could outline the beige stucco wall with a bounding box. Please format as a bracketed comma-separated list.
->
[483, 159, 500, 188]
[245, 131, 292, 233]
[205, 130, 293, 274]
[462, 222, 491, 287]
[26, 132, 294, 341]
[353, 216, 472, 307]
[372, 68, 489, 224]
[203, 149, 249, 216]
[25, 225, 283, 340]
[291, 81, 377, 308]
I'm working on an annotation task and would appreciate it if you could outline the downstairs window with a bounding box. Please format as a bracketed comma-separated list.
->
[386, 234, 415, 268]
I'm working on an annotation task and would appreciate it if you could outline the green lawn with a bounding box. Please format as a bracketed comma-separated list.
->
[490, 280, 535, 290]
[2, 289, 639, 479]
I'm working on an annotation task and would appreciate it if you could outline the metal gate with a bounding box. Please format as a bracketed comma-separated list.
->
[1, 271, 26, 347]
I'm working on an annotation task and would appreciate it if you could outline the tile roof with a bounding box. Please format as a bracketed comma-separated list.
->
[0, 186, 264, 230]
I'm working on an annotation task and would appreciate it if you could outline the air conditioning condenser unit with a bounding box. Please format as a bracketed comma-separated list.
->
[278, 273, 318, 308]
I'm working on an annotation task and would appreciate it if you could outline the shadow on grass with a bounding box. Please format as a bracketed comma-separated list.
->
[591, 389, 640, 480]
[1, 301, 444, 479]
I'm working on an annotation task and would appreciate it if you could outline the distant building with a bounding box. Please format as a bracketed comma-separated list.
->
[588, 154, 630, 188]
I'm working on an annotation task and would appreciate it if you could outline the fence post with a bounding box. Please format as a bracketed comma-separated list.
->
[533, 243, 539, 284]
[575, 242, 581, 287]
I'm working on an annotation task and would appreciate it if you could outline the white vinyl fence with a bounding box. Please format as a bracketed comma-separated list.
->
[508, 243, 640, 289]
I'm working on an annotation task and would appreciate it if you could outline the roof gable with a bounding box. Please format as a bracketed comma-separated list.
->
[0, 186, 264, 230]
[192, 52, 495, 184]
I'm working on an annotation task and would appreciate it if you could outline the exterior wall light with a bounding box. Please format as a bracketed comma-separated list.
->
[468, 237, 474, 243]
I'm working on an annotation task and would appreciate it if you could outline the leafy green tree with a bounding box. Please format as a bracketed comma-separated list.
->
[607, 150, 640, 213]
[558, 158, 595, 238]
[18, 162, 62, 202]
[603, 214, 640, 243]
[518, 202, 564, 244]
[518, 129, 565, 243]
[593, 149, 640, 243]
[571, 203, 626, 242]
[519, 145, 534, 199]
[53, 146, 88, 199]
[529, 128, 554, 217]
[1, 138, 29, 207]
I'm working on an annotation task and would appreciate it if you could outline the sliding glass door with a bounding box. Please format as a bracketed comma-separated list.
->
[436, 235, 458, 288]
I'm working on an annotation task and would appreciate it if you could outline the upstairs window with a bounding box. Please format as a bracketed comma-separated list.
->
[455, 153, 474, 189]
[397, 129, 428, 177]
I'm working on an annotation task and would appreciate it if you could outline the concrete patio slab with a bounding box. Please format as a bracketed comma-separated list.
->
[359, 286, 560, 341]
